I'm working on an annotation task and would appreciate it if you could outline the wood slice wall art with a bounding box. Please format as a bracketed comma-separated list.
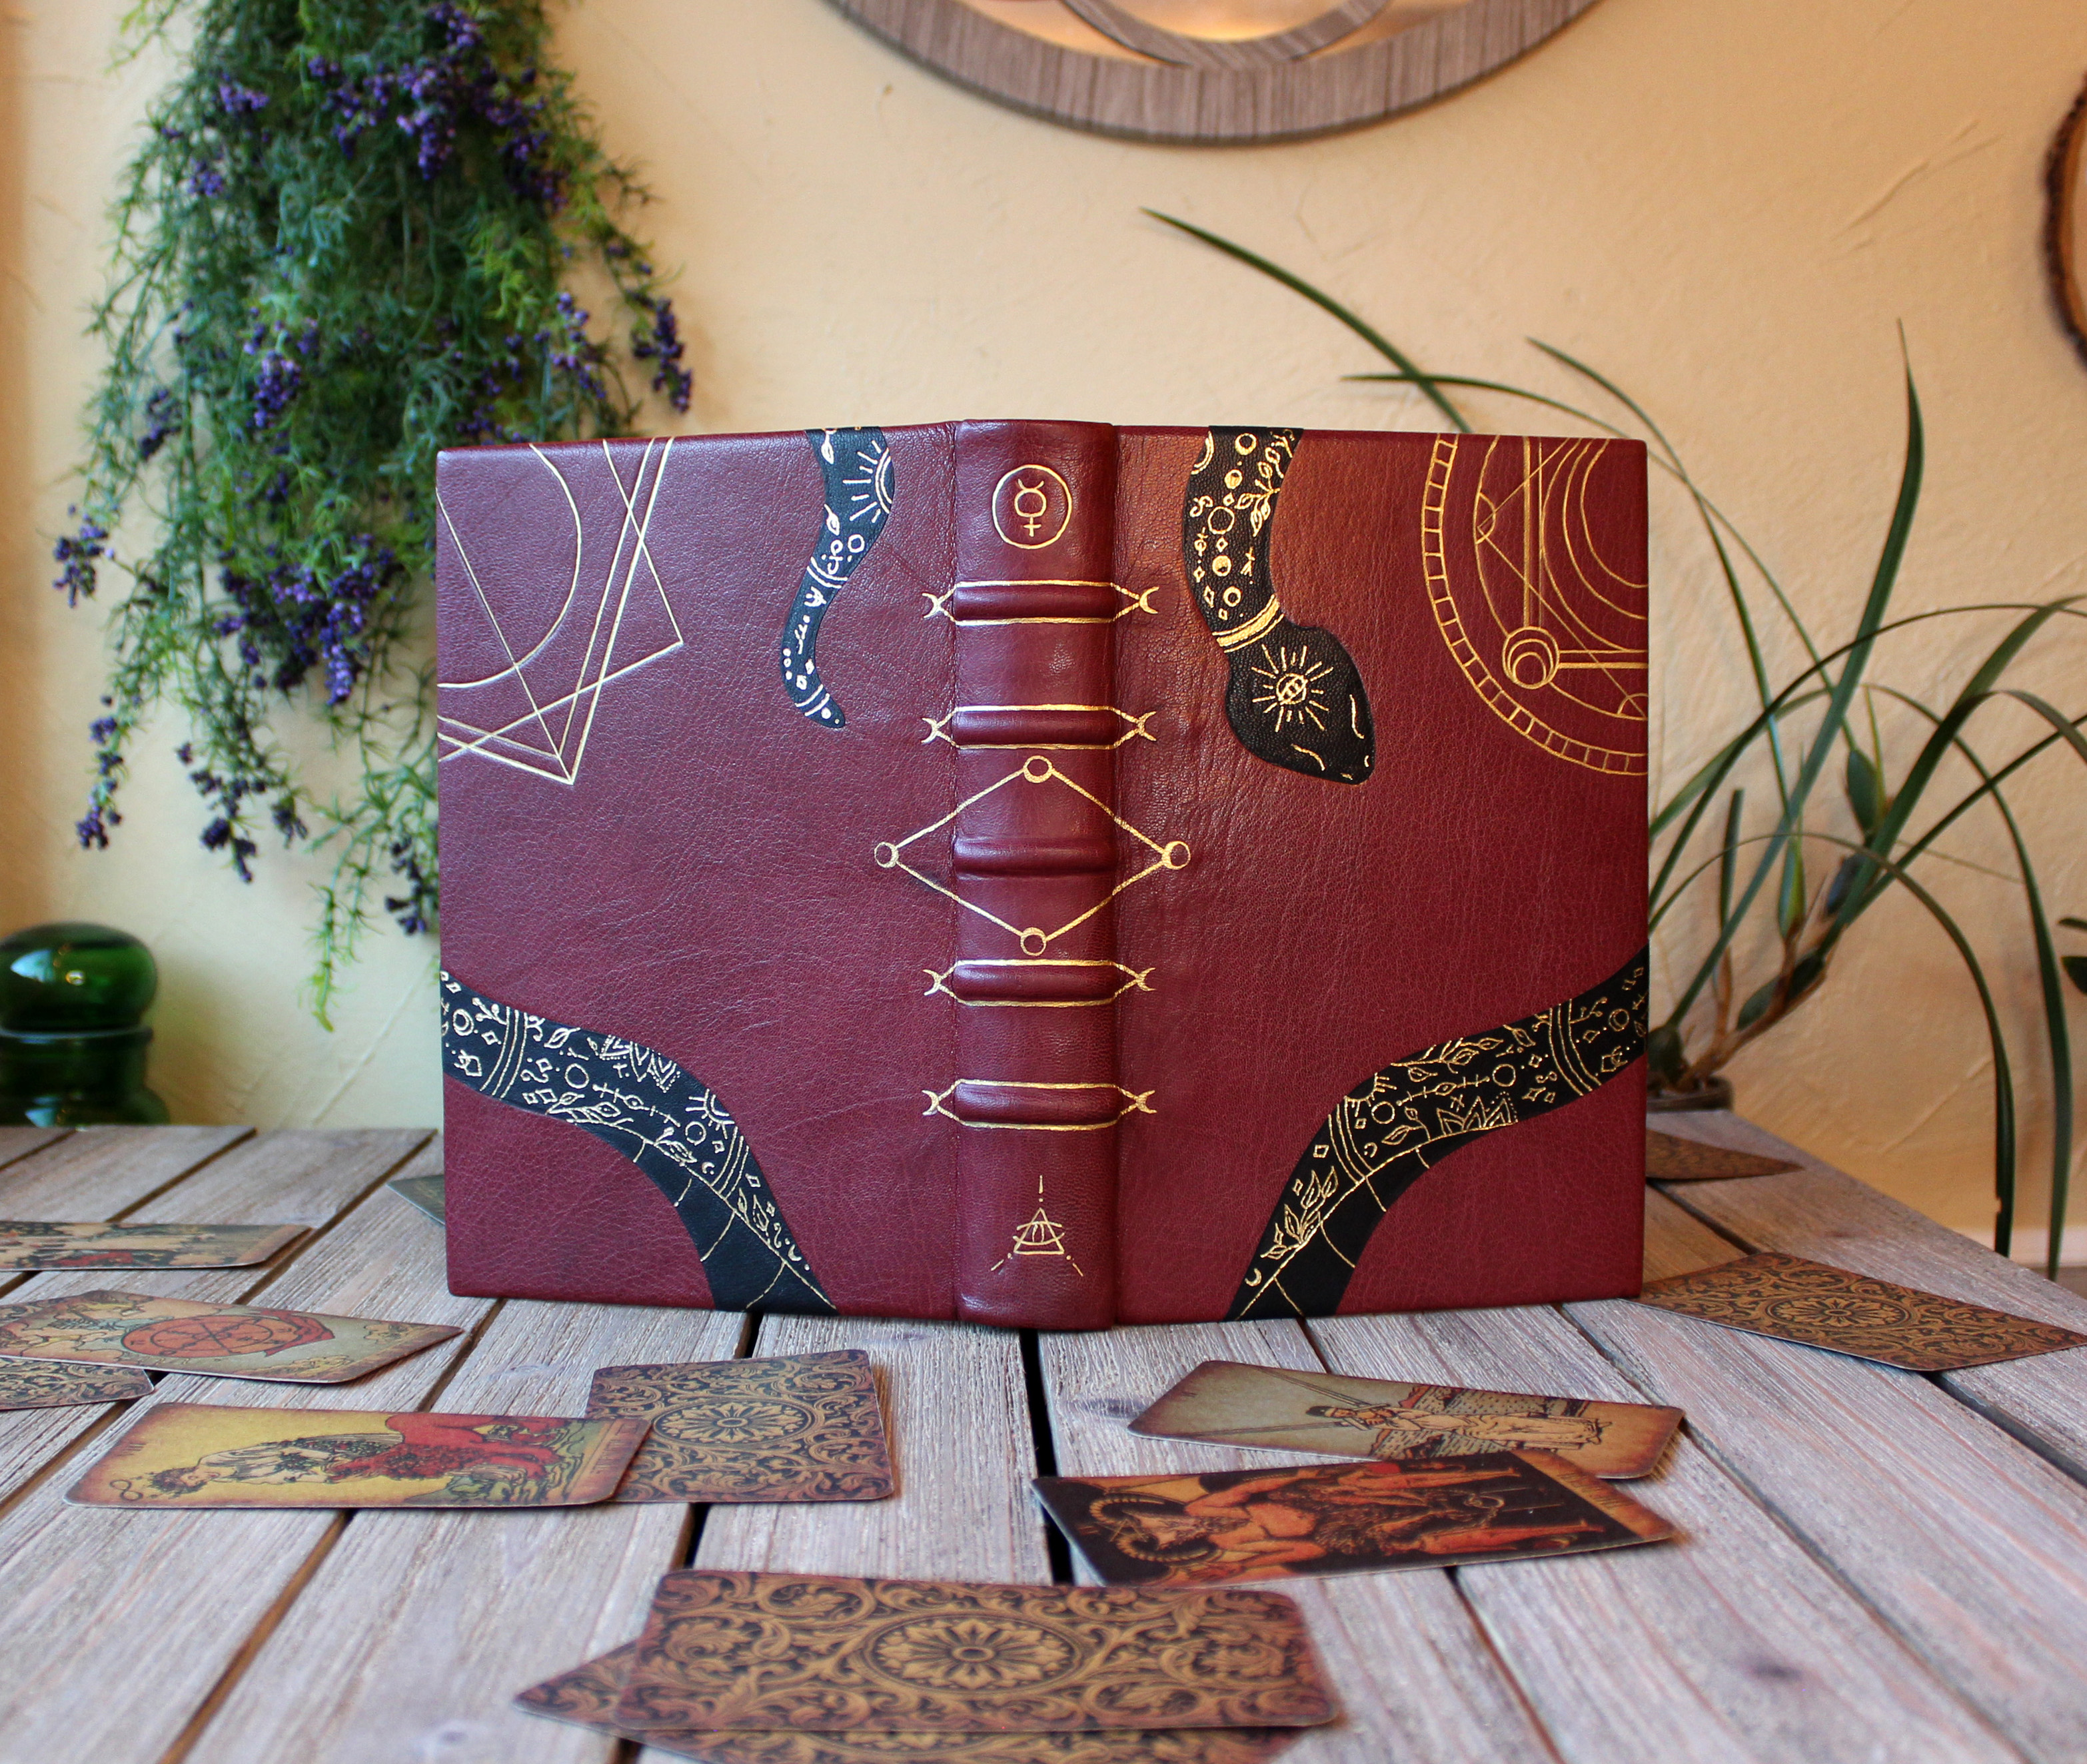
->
[2047, 73, 2087, 370]
[822, 0, 1604, 143]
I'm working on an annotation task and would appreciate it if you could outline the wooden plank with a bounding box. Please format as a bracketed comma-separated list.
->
[0, 1128, 429, 1503]
[1311, 1295, 2016, 1764]
[189, 1299, 744, 1764]
[1561, 1190, 2087, 1763]
[1649, 1112, 2087, 1490]
[635, 1316, 1049, 1764]
[1040, 1318, 1561, 1764]
[0, 1124, 252, 1262]
[0, 1126, 68, 1170]
[1649, 1113, 2087, 1325]
[696, 1312, 1047, 1582]
[0, 1137, 475, 1764]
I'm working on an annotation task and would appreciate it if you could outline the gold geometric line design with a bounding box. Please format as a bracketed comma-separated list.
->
[920, 581, 1159, 623]
[920, 705, 1157, 748]
[993, 1205, 1084, 1276]
[921, 1081, 1157, 1130]
[437, 439, 684, 786]
[1418, 435, 1645, 778]
[921, 960, 1155, 1006]
[873, 755, 1189, 957]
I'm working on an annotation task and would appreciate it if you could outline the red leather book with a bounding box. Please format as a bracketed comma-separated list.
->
[436, 421, 1647, 1328]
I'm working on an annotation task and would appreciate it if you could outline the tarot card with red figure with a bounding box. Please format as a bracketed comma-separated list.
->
[516, 1643, 1304, 1761]
[1129, 1360, 1679, 1479]
[1034, 1455, 1675, 1587]
[0, 1288, 458, 1382]
[67, 1402, 648, 1508]
[1634, 1251, 2087, 1370]
[0, 1220, 306, 1270]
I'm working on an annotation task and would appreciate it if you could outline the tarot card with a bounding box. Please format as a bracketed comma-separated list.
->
[0, 1288, 460, 1382]
[611, 1571, 1334, 1735]
[387, 1174, 446, 1224]
[1645, 1132, 1799, 1182]
[0, 1220, 306, 1270]
[1633, 1251, 2087, 1371]
[65, 1402, 648, 1508]
[518, 1645, 1300, 1762]
[1128, 1360, 1680, 1480]
[0, 1360, 153, 1412]
[1034, 1454, 1675, 1587]
[586, 1350, 893, 1504]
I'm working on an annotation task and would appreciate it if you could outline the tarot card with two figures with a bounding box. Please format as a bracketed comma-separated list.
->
[1036, 1455, 1675, 1587]
[1129, 1360, 1681, 1480]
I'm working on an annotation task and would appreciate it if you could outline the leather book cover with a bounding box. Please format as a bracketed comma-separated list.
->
[435, 422, 1647, 1326]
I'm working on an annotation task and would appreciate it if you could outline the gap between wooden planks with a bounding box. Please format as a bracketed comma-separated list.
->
[0, 1130, 433, 1764]
[1649, 1110, 2087, 1490]
[1571, 1170, 2087, 1763]
[0, 1126, 402, 1506]
[1038, 1278, 2018, 1764]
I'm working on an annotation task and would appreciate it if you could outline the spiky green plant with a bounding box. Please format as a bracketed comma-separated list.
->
[56, 0, 689, 1023]
[1153, 213, 2087, 1268]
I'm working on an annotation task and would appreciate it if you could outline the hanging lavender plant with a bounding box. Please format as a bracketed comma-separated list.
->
[60, 0, 690, 1022]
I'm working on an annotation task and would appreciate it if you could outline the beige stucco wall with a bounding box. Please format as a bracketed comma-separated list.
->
[3, 0, 2083, 1246]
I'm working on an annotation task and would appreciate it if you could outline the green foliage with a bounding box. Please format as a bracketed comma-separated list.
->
[59, 0, 688, 1022]
[1149, 213, 2087, 1268]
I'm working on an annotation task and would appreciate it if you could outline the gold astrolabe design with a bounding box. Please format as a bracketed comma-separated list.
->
[1420, 435, 1648, 775]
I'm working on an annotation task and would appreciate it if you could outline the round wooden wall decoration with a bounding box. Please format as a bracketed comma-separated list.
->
[2047, 75, 2087, 369]
[823, 0, 1605, 144]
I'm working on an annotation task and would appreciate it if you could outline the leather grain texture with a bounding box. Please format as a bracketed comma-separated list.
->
[435, 422, 1647, 1326]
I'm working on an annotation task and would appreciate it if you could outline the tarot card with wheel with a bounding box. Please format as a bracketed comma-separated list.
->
[1129, 1360, 1680, 1480]
[0, 1288, 458, 1382]
[0, 1220, 306, 1270]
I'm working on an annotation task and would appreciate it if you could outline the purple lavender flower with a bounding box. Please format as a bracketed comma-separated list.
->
[52, 511, 109, 605]
[76, 805, 115, 851]
[190, 159, 226, 198]
[137, 387, 179, 461]
[250, 350, 303, 430]
[218, 81, 270, 116]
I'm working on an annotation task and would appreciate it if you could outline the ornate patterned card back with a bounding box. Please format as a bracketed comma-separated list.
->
[0, 1361, 152, 1412]
[586, 1350, 894, 1504]
[1644, 1132, 1798, 1182]
[517, 1643, 1302, 1761]
[1635, 1252, 2087, 1371]
[611, 1572, 1335, 1734]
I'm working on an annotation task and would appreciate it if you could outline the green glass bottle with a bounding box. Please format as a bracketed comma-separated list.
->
[0, 922, 170, 1126]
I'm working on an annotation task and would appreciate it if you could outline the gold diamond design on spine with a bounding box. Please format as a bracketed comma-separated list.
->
[873, 755, 1189, 958]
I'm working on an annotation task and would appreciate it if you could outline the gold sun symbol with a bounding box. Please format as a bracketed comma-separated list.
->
[1248, 644, 1334, 731]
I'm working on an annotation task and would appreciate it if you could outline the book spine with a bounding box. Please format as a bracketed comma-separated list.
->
[940, 422, 1125, 1329]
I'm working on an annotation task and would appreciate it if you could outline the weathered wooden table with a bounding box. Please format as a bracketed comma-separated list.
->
[2, 1116, 2086, 1763]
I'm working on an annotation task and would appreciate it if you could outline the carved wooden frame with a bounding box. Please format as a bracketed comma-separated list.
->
[2046, 73, 2087, 370]
[822, 0, 1603, 144]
